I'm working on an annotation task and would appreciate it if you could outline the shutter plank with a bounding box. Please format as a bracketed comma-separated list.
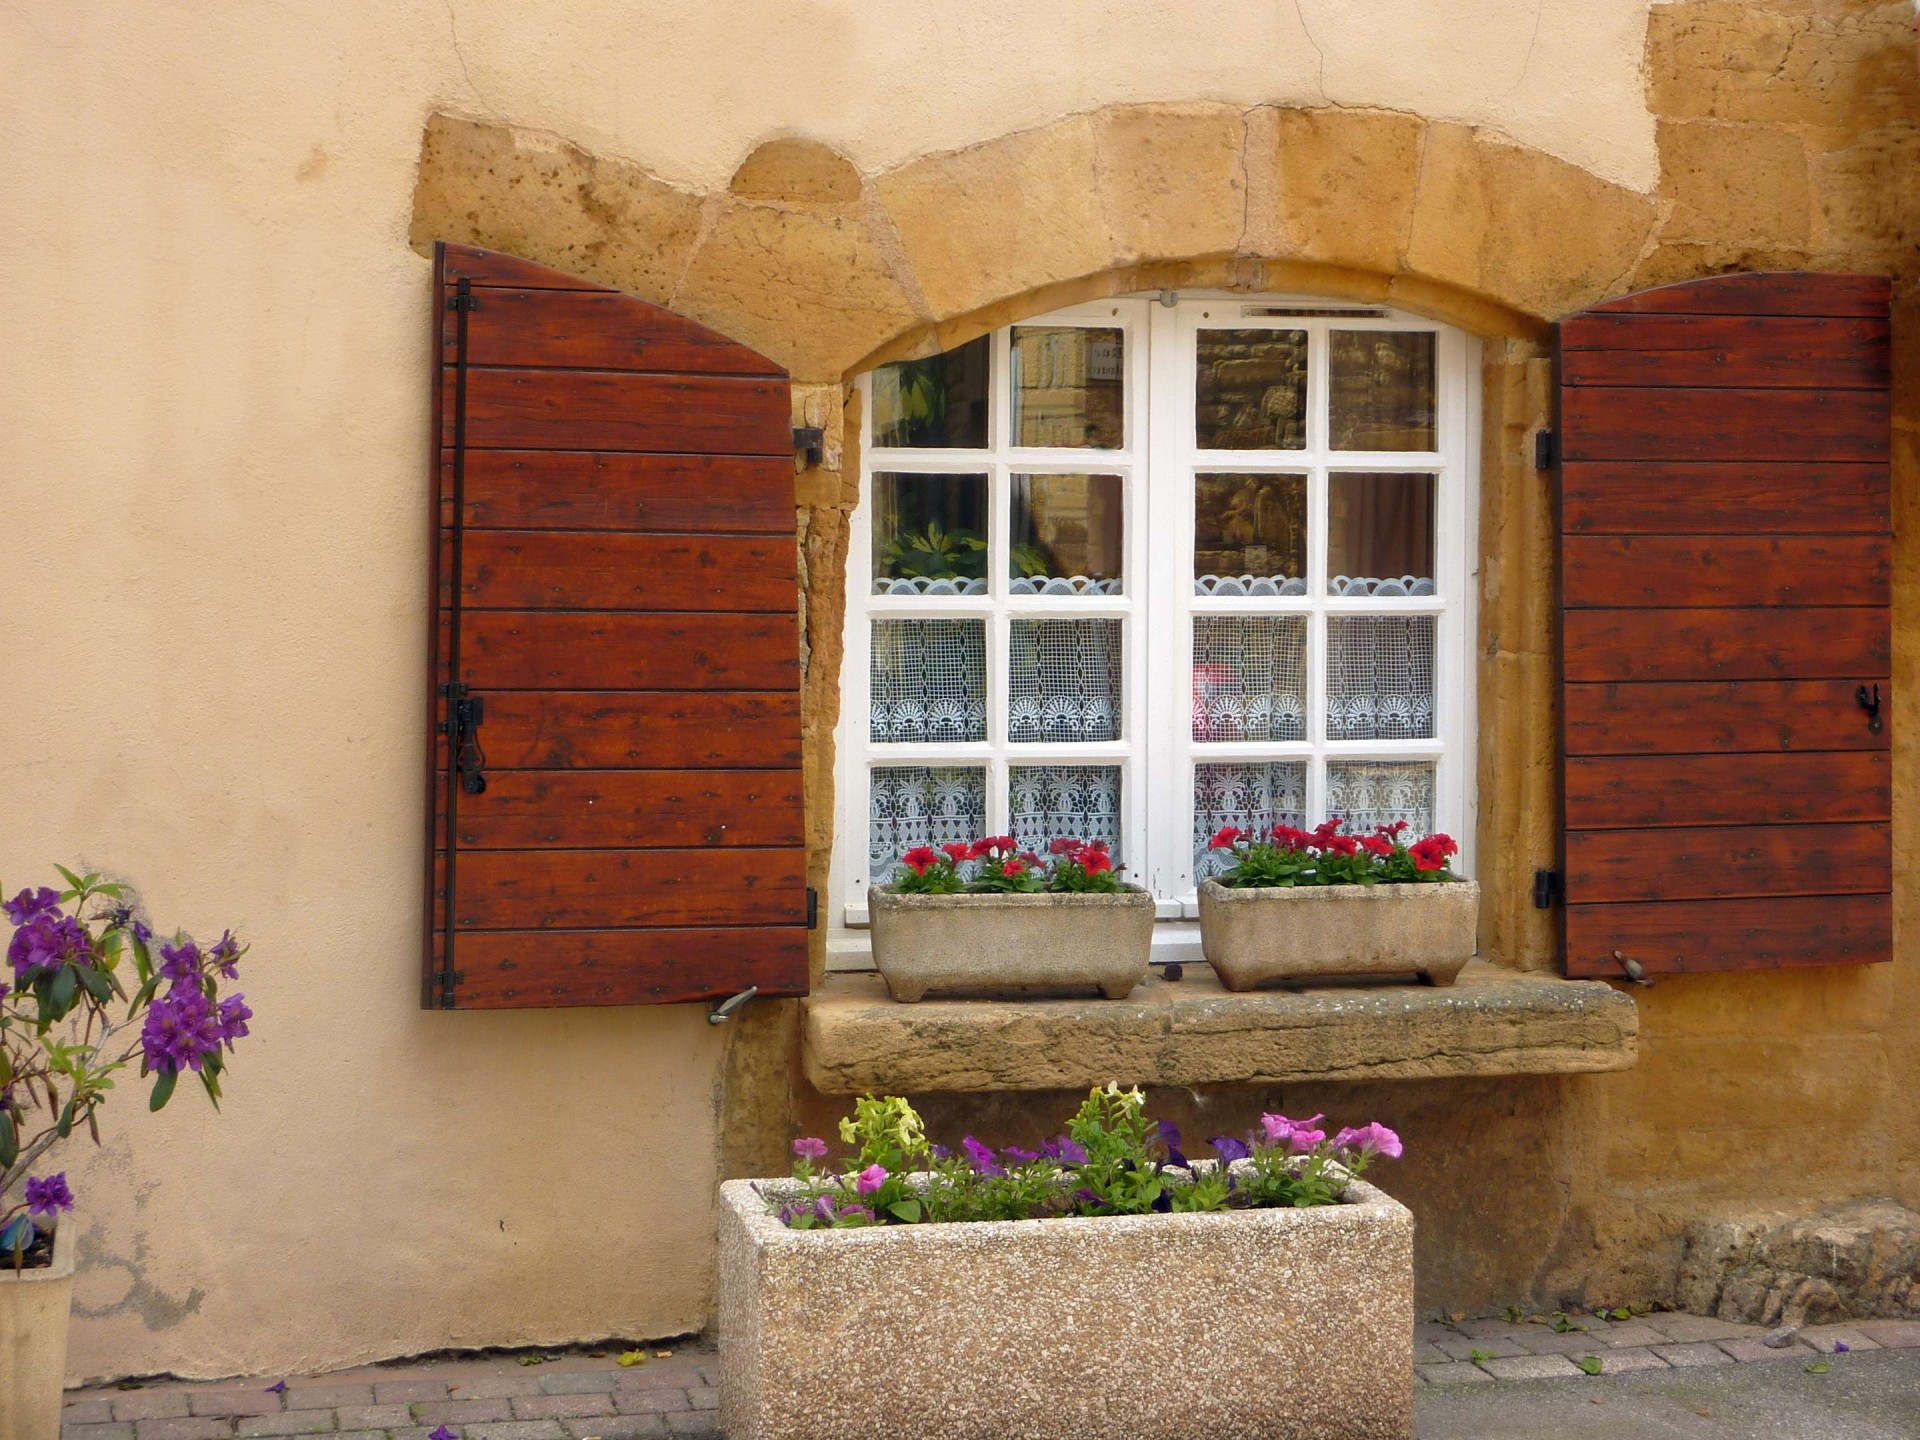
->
[459, 532, 796, 612]
[1562, 536, 1888, 608]
[1559, 315, 1889, 388]
[448, 771, 804, 849]
[1588, 272, 1890, 316]
[1565, 752, 1888, 828]
[449, 849, 806, 930]
[452, 289, 783, 376]
[458, 452, 794, 534]
[463, 613, 799, 690]
[1560, 462, 1887, 535]
[452, 369, 791, 454]
[1561, 387, 1888, 463]
[1565, 823, 1889, 903]
[1564, 894, 1891, 976]
[444, 929, 810, 1007]
[1564, 607, 1887, 682]
[464, 692, 803, 769]
[1565, 680, 1889, 755]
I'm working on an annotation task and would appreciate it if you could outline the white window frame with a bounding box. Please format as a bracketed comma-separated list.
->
[829, 293, 1479, 970]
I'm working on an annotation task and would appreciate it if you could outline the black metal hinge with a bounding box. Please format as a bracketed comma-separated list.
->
[1532, 869, 1562, 910]
[793, 426, 824, 467]
[1534, 429, 1557, 470]
[806, 887, 819, 930]
[446, 288, 478, 312]
[437, 968, 464, 1009]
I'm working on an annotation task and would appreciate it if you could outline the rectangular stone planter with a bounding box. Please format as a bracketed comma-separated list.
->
[718, 1176, 1413, 1440]
[869, 885, 1155, 1001]
[1199, 879, 1480, 990]
[0, 1217, 75, 1440]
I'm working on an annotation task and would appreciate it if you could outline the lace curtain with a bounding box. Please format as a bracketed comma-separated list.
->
[1010, 766, 1122, 859]
[1192, 763, 1307, 881]
[1326, 616, 1434, 740]
[1326, 760, 1435, 834]
[870, 620, 987, 743]
[1008, 619, 1121, 742]
[1192, 616, 1307, 742]
[868, 767, 987, 884]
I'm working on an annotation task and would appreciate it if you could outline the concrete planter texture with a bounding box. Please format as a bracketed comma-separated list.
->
[1200, 879, 1480, 990]
[869, 886, 1155, 1001]
[0, 1217, 76, 1440]
[718, 1175, 1414, 1440]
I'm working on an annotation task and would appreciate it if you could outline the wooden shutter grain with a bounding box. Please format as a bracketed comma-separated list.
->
[426, 242, 806, 1009]
[1557, 272, 1892, 979]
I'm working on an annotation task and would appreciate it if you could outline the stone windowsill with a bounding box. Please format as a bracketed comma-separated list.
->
[802, 961, 1639, 1094]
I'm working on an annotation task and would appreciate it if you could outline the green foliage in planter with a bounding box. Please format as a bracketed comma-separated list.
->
[1207, 818, 1460, 888]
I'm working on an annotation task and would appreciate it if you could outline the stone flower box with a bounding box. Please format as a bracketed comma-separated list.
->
[1199, 879, 1480, 990]
[869, 885, 1155, 1001]
[717, 1174, 1414, 1440]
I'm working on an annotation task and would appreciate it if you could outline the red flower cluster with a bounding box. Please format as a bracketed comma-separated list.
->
[1048, 836, 1114, 873]
[1207, 816, 1459, 886]
[894, 835, 1124, 895]
[1409, 833, 1459, 873]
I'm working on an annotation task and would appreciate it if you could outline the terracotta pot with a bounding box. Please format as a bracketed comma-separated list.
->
[1199, 879, 1480, 990]
[869, 886, 1155, 1001]
[0, 1216, 76, 1440]
[719, 1173, 1414, 1440]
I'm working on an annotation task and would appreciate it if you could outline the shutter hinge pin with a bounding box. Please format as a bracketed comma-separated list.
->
[708, 986, 759, 1025]
[438, 968, 464, 1008]
[1612, 950, 1655, 988]
[1532, 869, 1561, 910]
[806, 887, 819, 930]
[446, 282, 478, 312]
[792, 426, 824, 467]
[1534, 429, 1557, 471]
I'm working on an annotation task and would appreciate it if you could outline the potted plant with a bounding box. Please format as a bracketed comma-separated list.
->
[719, 1087, 1413, 1440]
[869, 837, 1154, 1001]
[0, 869, 253, 1439]
[1199, 820, 1477, 990]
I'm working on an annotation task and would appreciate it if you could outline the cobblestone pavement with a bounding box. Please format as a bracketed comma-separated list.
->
[60, 1343, 719, 1440]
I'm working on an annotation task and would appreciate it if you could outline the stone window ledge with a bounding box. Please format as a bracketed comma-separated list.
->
[802, 962, 1638, 1094]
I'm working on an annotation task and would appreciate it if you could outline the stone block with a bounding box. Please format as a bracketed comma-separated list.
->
[719, 1176, 1413, 1439]
[187, 1394, 281, 1419]
[664, 1414, 720, 1437]
[1243, 108, 1424, 274]
[1416, 1363, 1492, 1386]
[1592, 1348, 1669, 1374]
[1657, 120, 1812, 247]
[336, 1406, 412, 1429]
[1094, 104, 1247, 263]
[1653, 1342, 1735, 1368]
[411, 1399, 513, 1425]
[64, 1399, 119, 1425]
[615, 1391, 691, 1415]
[115, 1394, 191, 1422]
[372, 1381, 451, 1405]
[1813, 121, 1920, 261]
[564, 1420, 667, 1440]
[514, 1394, 615, 1419]
[62, 1426, 133, 1440]
[1478, 1354, 1583, 1380]
[233, 1414, 333, 1437]
[538, 1371, 620, 1395]
[449, 1375, 544, 1398]
[1800, 1325, 1880, 1354]
[1434, 1334, 1525, 1360]
[279, 1386, 371, 1409]
[729, 139, 863, 207]
[1858, 1320, 1920, 1348]
[1718, 1336, 1814, 1362]
[1648, 1313, 1760, 1344]
[132, 1421, 236, 1440]
[1596, 1323, 1669, 1348]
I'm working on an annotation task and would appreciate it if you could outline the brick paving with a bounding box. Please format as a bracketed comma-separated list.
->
[57, 1310, 1920, 1436]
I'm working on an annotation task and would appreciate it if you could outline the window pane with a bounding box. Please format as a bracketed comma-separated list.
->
[1326, 760, 1436, 835]
[1011, 473, 1124, 595]
[1011, 326, 1124, 449]
[1329, 331, 1436, 451]
[871, 337, 990, 449]
[869, 766, 987, 884]
[1195, 329, 1307, 450]
[1194, 762, 1307, 881]
[1194, 472, 1307, 595]
[1328, 473, 1437, 596]
[871, 619, 987, 743]
[1011, 765, 1122, 861]
[872, 472, 988, 594]
[1008, 619, 1122, 742]
[1192, 616, 1307, 742]
[1326, 616, 1435, 740]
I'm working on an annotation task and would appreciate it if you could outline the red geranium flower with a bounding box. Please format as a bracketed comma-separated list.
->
[1272, 825, 1311, 850]
[1001, 859, 1026, 877]
[1208, 825, 1245, 850]
[1081, 850, 1114, 873]
[1361, 835, 1394, 858]
[1047, 837, 1082, 855]
[1312, 818, 1344, 844]
[940, 841, 972, 864]
[900, 846, 940, 874]
[1326, 835, 1359, 856]
[1409, 834, 1458, 873]
[971, 835, 1017, 858]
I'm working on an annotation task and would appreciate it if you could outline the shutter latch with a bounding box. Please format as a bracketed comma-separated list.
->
[1532, 869, 1561, 910]
[793, 426, 824, 467]
[708, 986, 759, 1025]
[1534, 429, 1557, 470]
[1612, 950, 1655, 988]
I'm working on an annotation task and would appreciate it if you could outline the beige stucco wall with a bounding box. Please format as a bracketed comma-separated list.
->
[3, 0, 1918, 1383]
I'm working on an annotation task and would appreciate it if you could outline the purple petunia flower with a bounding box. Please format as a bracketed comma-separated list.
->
[1001, 1145, 1040, 1164]
[1043, 1136, 1088, 1165]
[1335, 1122, 1403, 1160]
[855, 1164, 888, 1196]
[1834, 1342, 1850, 1353]
[24, 1173, 74, 1218]
[791, 1136, 828, 1160]
[961, 1136, 1002, 1177]
[1211, 1136, 1250, 1164]
[930, 1143, 951, 1160]
[1156, 1119, 1189, 1167]
[3, 888, 60, 928]
[428, 1428, 458, 1440]
[264, 1381, 287, 1395]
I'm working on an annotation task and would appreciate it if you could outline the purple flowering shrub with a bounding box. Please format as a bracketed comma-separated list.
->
[767, 1084, 1402, 1229]
[0, 867, 253, 1266]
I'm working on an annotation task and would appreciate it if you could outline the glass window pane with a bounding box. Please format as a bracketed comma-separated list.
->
[1326, 760, 1436, 835]
[871, 337, 989, 449]
[1195, 329, 1307, 450]
[1194, 762, 1306, 881]
[1326, 616, 1436, 740]
[1192, 616, 1307, 742]
[1008, 619, 1122, 742]
[871, 472, 988, 594]
[871, 619, 987, 743]
[1329, 331, 1436, 451]
[869, 766, 987, 884]
[1011, 326, 1124, 448]
[1011, 473, 1124, 595]
[1328, 473, 1437, 596]
[1011, 765, 1122, 861]
[1194, 473, 1307, 595]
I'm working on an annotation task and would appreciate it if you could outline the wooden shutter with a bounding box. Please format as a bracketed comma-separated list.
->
[426, 243, 807, 1009]
[1557, 272, 1892, 978]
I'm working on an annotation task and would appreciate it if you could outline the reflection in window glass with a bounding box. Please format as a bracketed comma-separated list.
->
[1194, 473, 1307, 595]
[1329, 331, 1436, 451]
[1326, 473, 1436, 596]
[1011, 327, 1124, 448]
[871, 473, 988, 594]
[1196, 329, 1307, 450]
[1011, 474, 1124, 595]
[871, 337, 990, 449]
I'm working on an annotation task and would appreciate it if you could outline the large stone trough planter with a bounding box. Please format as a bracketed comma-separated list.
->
[1200, 879, 1479, 990]
[869, 886, 1155, 1001]
[0, 1217, 76, 1440]
[717, 1176, 1414, 1440]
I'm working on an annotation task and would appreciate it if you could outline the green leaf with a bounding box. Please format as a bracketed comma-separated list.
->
[48, 965, 77, 1015]
[131, 934, 152, 985]
[1469, 1348, 1492, 1364]
[149, 1069, 179, 1112]
[54, 864, 84, 892]
[198, 1068, 222, 1109]
[1806, 1361, 1831, 1375]
[0, 1112, 16, 1170]
[886, 1198, 922, 1223]
[75, 966, 113, 1004]
[93, 882, 127, 898]
[1574, 1356, 1603, 1376]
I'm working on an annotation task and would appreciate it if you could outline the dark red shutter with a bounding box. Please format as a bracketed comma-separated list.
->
[1557, 272, 1892, 978]
[425, 243, 807, 1009]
